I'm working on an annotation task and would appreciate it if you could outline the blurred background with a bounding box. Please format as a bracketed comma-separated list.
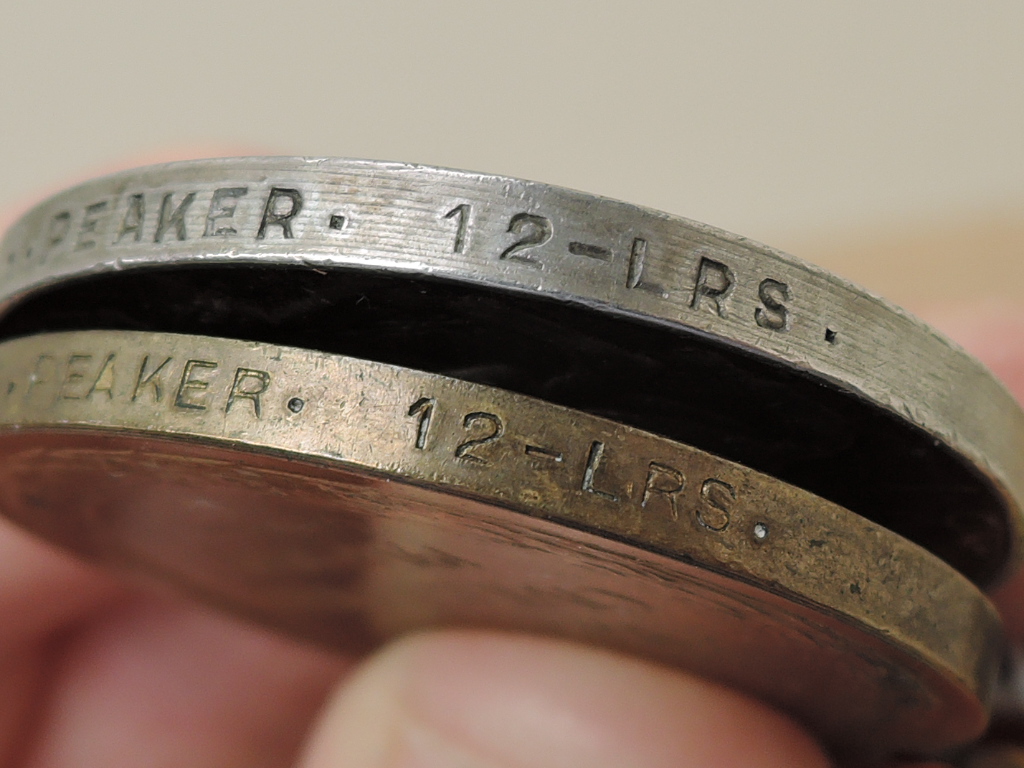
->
[0, 1, 1020, 312]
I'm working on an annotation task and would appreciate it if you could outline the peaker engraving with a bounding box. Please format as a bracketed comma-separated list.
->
[27, 355, 56, 396]
[117, 194, 146, 243]
[226, 367, 271, 418]
[59, 355, 94, 400]
[174, 359, 218, 411]
[46, 212, 72, 250]
[132, 355, 173, 403]
[257, 187, 303, 239]
[204, 187, 249, 237]
[155, 192, 197, 243]
[85, 354, 116, 400]
[75, 201, 109, 251]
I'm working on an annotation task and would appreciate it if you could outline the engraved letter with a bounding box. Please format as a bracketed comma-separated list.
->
[60, 355, 93, 400]
[455, 412, 504, 464]
[626, 238, 666, 296]
[117, 194, 146, 243]
[257, 187, 303, 239]
[87, 354, 116, 400]
[582, 441, 618, 501]
[75, 201, 108, 250]
[226, 367, 271, 418]
[27, 355, 56, 396]
[204, 187, 248, 237]
[641, 462, 685, 520]
[132, 356, 172, 403]
[155, 192, 197, 242]
[499, 213, 552, 264]
[46, 212, 72, 249]
[174, 359, 218, 410]
[408, 397, 435, 450]
[689, 257, 734, 317]
[697, 478, 735, 532]
[444, 203, 471, 253]
[755, 278, 790, 331]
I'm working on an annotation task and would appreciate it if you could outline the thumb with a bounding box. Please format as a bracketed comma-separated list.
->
[297, 630, 829, 768]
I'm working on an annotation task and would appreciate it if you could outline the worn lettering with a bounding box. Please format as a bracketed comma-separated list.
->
[455, 412, 503, 464]
[59, 355, 93, 400]
[755, 278, 790, 331]
[568, 242, 611, 261]
[408, 397, 435, 449]
[626, 237, 666, 296]
[444, 203, 470, 253]
[500, 213, 551, 264]
[225, 367, 271, 417]
[697, 478, 734, 531]
[582, 440, 618, 501]
[204, 187, 248, 237]
[117, 194, 146, 243]
[27, 355, 56, 395]
[257, 187, 303, 239]
[174, 359, 218, 410]
[86, 354, 116, 400]
[690, 257, 734, 317]
[641, 462, 685, 520]
[75, 201, 108, 251]
[155, 192, 197, 242]
[132, 355, 172, 403]
[46, 212, 72, 249]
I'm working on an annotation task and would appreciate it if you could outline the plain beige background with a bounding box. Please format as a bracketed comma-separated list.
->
[0, 1, 1021, 311]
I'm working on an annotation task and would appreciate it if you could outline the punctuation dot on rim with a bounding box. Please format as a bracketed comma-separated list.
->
[287, 397, 305, 414]
[753, 522, 769, 540]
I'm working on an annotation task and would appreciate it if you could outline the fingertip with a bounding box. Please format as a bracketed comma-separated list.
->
[301, 630, 831, 768]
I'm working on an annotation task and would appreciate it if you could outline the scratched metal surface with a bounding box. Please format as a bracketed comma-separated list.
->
[0, 329, 1003, 760]
[0, 158, 1021, 585]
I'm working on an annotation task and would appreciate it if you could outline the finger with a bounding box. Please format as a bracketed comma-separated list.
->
[0, 144, 269, 648]
[0, 518, 123, 758]
[22, 593, 350, 768]
[300, 630, 830, 768]
[0, 516, 121, 651]
[920, 303, 1024, 639]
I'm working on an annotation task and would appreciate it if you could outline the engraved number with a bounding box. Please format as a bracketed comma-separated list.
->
[408, 397, 435, 450]
[455, 412, 504, 464]
[500, 213, 552, 264]
[444, 203, 471, 253]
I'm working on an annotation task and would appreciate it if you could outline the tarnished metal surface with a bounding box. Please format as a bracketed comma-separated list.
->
[0, 329, 1004, 759]
[0, 157, 1020, 586]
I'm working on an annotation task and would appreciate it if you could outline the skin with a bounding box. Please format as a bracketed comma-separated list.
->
[0, 167, 1018, 768]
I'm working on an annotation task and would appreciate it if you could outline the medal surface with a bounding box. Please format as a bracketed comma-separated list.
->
[0, 329, 1003, 760]
[0, 158, 1020, 586]
[1, 158, 1021, 761]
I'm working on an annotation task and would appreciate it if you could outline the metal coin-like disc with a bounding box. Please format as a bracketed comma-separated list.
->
[0, 330, 1003, 760]
[0, 158, 1021, 586]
